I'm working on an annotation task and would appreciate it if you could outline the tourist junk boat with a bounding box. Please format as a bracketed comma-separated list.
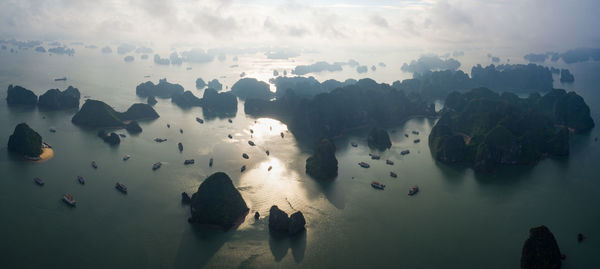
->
[268, 166, 273, 171]
[358, 162, 370, 168]
[280, 132, 284, 138]
[115, 182, 128, 193]
[408, 186, 419, 196]
[242, 153, 249, 159]
[123, 154, 131, 161]
[33, 177, 44, 186]
[178, 142, 183, 151]
[250, 129, 254, 134]
[401, 150, 410, 155]
[180, 129, 183, 134]
[404, 134, 409, 137]
[77, 176, 85, 185]
[54, 77, 67, 81]
[390, 172, 398, 178]
[152, 162, 162, 170]
[370, 154, 381, 160]
[248, 140, 255, 146]
[91, 161, 98, 169]
[414, 139, 421, 143]
[184, 159, 195, 165]
[49, 128, 56, 133]
[119, 134, 126, 138]
[241, 165, 246, 172]
[209, 158, 213, 167]
[228, 134, 233, 139]
[63, 194, 76, 206]
[154, 138, 167, 142]
[351, 142, 358, 147]
[196, 117, 204, 124]
[228, 119, 232, 123]
[266, 150, 270, 156]
[386, 160, 394, 165]
[412, 130, 419, 135]
[371, 181, 385, 190]
[167, 124, 170, 128]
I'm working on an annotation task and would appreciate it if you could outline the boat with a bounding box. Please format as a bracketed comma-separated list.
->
[209, 158, 213, 167]
[178, 142, 183, 151]
[242, 153, 249, 159]
[115, 182, 128, 193]
[228, 119, 232, 123]
[371, 181, 385, 190]
[248, 141, 255, 146]
[33, 177, 44, 186]
[123, 154, 130, 161]
[412, 130, 419, 135]
[266, 150, 270, 156]
[401, 150, 410, 155]
[280, 132, 284, 138]
[167, 124, 170, 128]
[404, 134, 409, 137]
[42, 142, 52, 148]
[228, 134, 233, 139]
[414, 139, 421, 143]
[358, 162, 370, 168]
[180, 128, 183, 134]
[91, 161, 98, 169]
[152, 162, 162, 170]
[196, 117, 204, 124]
[77, 176, 85, 185]
[119, 134, 126, 138]
[54, 77, 67, 81]
[250, 129, 254, 134]
[268, 166, 272, 171]
[386, 160, 394, 165]
[154, 138, 167, 142]
[370, 155, 381, 160]
[351, 142, 358, 147]
[390, 172, 397, 178]
[241, 165, 246, 172]
[184, 159, 195, 165]
[408, 186, 419, 196]
[49, 128, 56, 133]
[62, 194, 76, 206]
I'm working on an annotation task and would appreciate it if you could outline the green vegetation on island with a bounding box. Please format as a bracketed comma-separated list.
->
[72, 99, 159, 128]
[305, 138, 338, 180]
[245, 79, 435, 143]
[520, 226, 562, 269]
[367, 127, 392, 150]
[8, 123, 43, 157]
[38, 86, 81, 109]
[6, 85, 38, 105]
[429, 88, 594, 172]
[189, 172, 249, 230]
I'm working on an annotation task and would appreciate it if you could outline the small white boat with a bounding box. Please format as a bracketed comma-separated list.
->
[63, 194, 76, 206]
[123, 154, 131, 161]
[371, 181, 385, 190]
[408, 186, 419, 196]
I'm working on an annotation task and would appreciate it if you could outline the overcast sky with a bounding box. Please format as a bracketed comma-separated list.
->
[1, 0, 599, 52]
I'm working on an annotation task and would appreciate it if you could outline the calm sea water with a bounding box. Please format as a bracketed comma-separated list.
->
[0, 49, 599, 268]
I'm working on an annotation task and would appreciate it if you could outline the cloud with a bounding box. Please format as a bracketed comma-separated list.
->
[265, 49, 300, 59]
[401, 55, 461, 74]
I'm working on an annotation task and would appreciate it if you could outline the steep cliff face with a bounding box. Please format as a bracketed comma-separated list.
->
[8, 123, 43, 157]
[521, 226, 562, 269]
[72, 100, 159, 128]
[367, 128, 392, 151]
[6, 85, 37, 105]
[429, 88, 591, 172]
[189, 172, 249, 230]
[38, 86, 80, 109]
[305, 138, 338, 180]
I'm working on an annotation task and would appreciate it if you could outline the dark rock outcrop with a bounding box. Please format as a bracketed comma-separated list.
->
[7, 123, 43, 157]
[135, 78, 184, 98]
[125, 121, 142, 133]
[429, 88, 592, 172]
[195, 78, 206, 89]
[521, 225, 562, 269]
[559, 69, 574, 83]
[201, 88, 237, 117]
[171, 91, 202, 107]
[367, 128, 392, 151]
[181, 192, 191, 203]
[231, 78, 273, 100]
[268, 205, 306, 235]
[207, 79, 222, 91]
[189, 172, 249, 230]
[72, 99, 159, 128]
[38, 86, 80, 109]
[6, 85, 37, 105]
[305, 138, 338, 180]
[147, 96, 157, 106]
[98, 130, 120, 145]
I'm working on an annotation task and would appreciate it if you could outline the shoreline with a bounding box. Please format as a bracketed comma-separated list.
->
[26, 147, 54, 163]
